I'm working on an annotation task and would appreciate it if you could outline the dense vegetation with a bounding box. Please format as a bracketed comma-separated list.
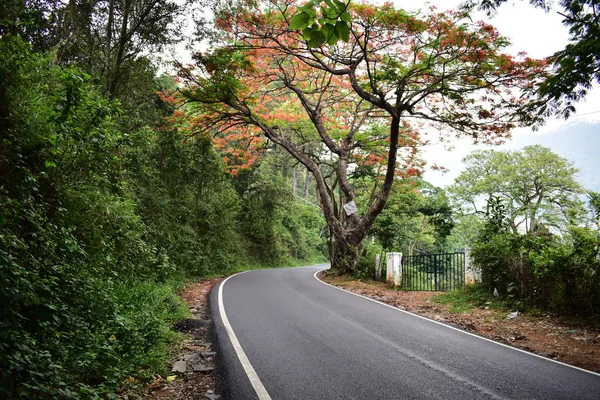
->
[0, 6, 325, 397]
[447, 148, 599, 319]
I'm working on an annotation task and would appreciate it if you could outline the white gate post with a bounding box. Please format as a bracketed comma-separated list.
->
[464, 247, 481, 285]
[386, 252, 403, 287]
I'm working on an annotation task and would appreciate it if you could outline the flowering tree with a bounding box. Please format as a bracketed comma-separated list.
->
[179, 0, 546, 273]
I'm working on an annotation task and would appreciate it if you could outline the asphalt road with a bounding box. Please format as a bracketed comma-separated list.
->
[209, 265, 600, 399]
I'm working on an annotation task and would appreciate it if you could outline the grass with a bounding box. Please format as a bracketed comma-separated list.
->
[432, 284, 517, 314]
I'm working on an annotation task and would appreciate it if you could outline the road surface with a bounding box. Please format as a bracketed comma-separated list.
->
[209, 265, 600, 399]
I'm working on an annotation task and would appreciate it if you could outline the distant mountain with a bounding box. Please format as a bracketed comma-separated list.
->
[504, 122, 600, 192]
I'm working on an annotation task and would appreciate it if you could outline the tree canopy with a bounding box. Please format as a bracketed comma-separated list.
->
[449, 145, 585, 234]
[179, 0, 547, 272]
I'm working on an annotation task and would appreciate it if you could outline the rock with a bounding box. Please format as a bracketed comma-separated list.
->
[183, 353, 202, 362]
[192, 341, 212, 348]
[506, 311, 519, 320]
[171, 361, 187, 373]
[201, 351, 216, 358]
[192, 362, 214, 373]
[204, 394, 221, 400]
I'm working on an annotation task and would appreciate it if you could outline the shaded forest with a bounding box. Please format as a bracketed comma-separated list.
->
[0, 1, 326, 397]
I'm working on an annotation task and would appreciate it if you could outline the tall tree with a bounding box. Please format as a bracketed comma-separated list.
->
[1, 0, 184, 100]
[449, 145, 585, 234]
[179, 0, 546, 273]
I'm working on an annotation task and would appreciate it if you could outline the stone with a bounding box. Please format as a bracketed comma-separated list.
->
[191, 362, 214, 373]
[200, 351, 216, 358]
[183, 353, 202, 362]
[171, 361, 187, 373]
[204, 394, 221, 400]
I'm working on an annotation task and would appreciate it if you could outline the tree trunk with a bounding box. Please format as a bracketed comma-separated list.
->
[328, 230, 363, 275]
[292, 166, 297, 196]
[304, 168, 310, 197]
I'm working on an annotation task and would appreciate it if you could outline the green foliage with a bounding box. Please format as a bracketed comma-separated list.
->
[444, 214, 484, 251]
[238, 162, 327, 265]
[354, 241, 383, 280]
[470, 196, 600, 320]
[371, 180, 453, 255]
[291, 0, 352, 47]
[450, 145, 585, 234]
[0, 36, 191, 398]
[124, 125, 245, 277]
[0, 35, 327, 397]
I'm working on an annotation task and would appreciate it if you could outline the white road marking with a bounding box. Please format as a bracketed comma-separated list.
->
[218, 272, 273, 399]
[313, 268, 600, 378]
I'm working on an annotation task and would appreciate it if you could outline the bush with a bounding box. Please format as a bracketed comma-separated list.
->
[472, 226, 600, 320]
[355, 241, 384, 280]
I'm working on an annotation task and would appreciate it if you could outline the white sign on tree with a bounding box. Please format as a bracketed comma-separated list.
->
[343, 200, 357, 216]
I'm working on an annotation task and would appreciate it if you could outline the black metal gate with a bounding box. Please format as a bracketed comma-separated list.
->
[402, 252, 465, 291]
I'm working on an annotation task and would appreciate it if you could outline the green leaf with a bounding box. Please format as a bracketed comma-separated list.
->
[340, 10, 351, 23]
[307, 30, 326, 48]
[333, 0, 346, 9]
[321, 23, 336, 45]
[290, 12, 311, 30]
[335, 21, 351, 42]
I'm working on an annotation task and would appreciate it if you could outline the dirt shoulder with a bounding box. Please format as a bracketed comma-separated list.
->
[144, 278, 222, 400]
[321, 274, 600, 374]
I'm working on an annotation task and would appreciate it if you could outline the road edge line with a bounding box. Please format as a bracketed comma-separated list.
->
[313, 269, 600, 378]
[218, 272, 273, 399]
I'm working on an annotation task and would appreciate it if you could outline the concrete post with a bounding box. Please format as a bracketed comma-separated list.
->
[464, 247, 481, 285]
[386, 252, 402, 287]
[375, 254, 382, 280]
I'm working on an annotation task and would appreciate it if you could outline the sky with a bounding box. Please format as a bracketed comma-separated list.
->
[389, 0, 600, 189]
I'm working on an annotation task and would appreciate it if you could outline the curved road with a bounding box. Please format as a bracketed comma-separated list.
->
[209, 265, 600, 399]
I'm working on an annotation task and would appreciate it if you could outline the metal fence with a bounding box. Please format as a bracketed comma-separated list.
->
[402, 252, 465, 291]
